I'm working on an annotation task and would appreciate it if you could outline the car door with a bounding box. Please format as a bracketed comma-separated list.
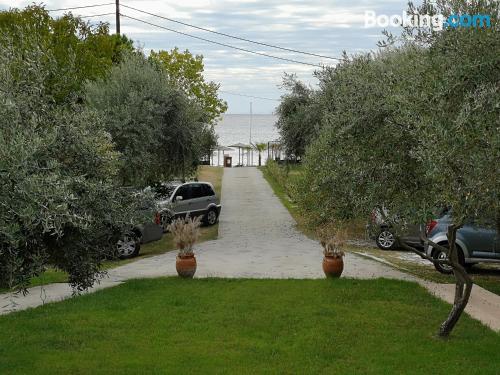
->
[460, 222, 497, 258]
[188, 183, 208, 216]
[172, 184, 192, 217]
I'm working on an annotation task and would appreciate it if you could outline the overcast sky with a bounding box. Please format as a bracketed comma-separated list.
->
[3, 0, 411, 114]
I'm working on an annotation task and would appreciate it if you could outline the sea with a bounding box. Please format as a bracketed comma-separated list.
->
[211, 114, 279, 166]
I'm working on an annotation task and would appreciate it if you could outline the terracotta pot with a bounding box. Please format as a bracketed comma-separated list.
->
[322, 255, 344, 278]
[176, 253, 197, 278]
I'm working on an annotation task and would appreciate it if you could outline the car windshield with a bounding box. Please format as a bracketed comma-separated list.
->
[149, 182, 180, 200]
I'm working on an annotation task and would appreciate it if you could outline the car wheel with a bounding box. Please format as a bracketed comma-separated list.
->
[375, 229, 396, 250]
[432, 243, 465, 274]
[205, 208, 218, 226]
[116, 232, 140, 259]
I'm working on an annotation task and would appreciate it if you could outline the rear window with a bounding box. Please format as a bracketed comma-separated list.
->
[203, 184, 215, 196]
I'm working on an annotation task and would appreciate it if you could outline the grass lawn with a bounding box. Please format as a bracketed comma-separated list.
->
[0, 278, 498, 374]
[1, 166, 224, 293]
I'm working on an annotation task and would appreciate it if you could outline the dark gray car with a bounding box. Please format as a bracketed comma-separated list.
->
[367, 208, 423, 250]
[116, 192, 164, 259]
[426, 214, 500, 273]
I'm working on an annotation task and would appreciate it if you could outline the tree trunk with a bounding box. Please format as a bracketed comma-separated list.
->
[258, 153, 262, 167]
[438, 224, 473, 337]
[399, 224, 473, 338]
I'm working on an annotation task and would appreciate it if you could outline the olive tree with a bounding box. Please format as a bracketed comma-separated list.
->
[85, 52, 209, 186]
[0, 5, 133, 104]
[293, 0, 498, 336]
[275, 74, 322, 160]
[0, 31, 143, 292]
[395, 0, 499, 335]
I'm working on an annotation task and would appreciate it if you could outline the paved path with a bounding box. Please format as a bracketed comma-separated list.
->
[109, 168, 414, 280]
[2, 168, 499, 332]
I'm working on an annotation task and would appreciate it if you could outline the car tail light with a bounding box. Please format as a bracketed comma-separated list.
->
[370, 210, 376, 223]
[426, 220, 437, 236]
[154, 212, 161, 225]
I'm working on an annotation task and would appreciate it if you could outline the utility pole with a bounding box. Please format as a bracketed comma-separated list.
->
[115, 0, 120, 35]
[249, 101, 253, 144]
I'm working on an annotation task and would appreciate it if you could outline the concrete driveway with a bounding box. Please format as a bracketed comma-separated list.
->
[110, 167, 414, 280]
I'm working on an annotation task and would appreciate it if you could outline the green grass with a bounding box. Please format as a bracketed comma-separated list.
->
[0, 278, 498, 374]
[1, 166, 224, 293]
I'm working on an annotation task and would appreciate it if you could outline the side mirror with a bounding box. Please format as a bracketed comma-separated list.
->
[175, 195, 183, 202]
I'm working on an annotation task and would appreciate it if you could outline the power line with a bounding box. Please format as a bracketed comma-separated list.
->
[47, 2, 114, 12]
[79, 12, 115, 19]
[219, 91, 279, 102]
[120, 3, 343, 61]
[120, 13, 323, 68]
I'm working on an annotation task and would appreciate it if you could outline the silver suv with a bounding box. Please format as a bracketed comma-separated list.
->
[156, 182, 221, 230]
[426, 213, 500, 274]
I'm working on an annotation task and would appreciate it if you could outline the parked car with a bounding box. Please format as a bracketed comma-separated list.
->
[155, 181, 222, 231]
[116, 221, 163, 259]
[426, 213, 500, 274]
[116, 181, 221, 259]
[116, 192, 164, 259]
[367, 208, 424, 250]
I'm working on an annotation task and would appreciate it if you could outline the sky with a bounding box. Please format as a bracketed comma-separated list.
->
[3, 0, 412, 114]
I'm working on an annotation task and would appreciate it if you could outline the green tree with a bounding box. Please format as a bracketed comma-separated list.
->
[0, 5, 133, 103]
[0, 29, 143, 292]
[86, 52, 209, 186]
[149, 48, 227, 123]
[289, 0, 498, 336]
[275, 74, 322, 160]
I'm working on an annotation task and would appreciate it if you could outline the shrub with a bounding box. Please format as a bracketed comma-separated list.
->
[0, 28, 143, 292]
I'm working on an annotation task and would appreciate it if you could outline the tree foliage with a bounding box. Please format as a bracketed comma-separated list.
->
[85, 52, 212, 186]
[0, 5, 220, 293]
[275, 74, 322, 159]
[150, 48, 227, 124]
[0, 29, 143, 292]
[0, 5, 133, 104]
[281, 0, 499, 336]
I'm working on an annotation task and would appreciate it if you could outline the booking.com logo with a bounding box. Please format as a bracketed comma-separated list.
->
[364, 11, 491, 31]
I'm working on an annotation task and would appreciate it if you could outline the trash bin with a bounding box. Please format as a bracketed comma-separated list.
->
[224, 155, 232, 167]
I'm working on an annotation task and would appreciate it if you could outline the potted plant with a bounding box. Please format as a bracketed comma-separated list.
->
[321, 231, 346, 278]
[168, 215, 201, 278]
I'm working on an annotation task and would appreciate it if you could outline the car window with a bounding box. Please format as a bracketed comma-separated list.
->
[151, 184, 177, 199]
[203, 184, 215, 196]
[190, 184, 205, 199]
[174, 185, 191, 200]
